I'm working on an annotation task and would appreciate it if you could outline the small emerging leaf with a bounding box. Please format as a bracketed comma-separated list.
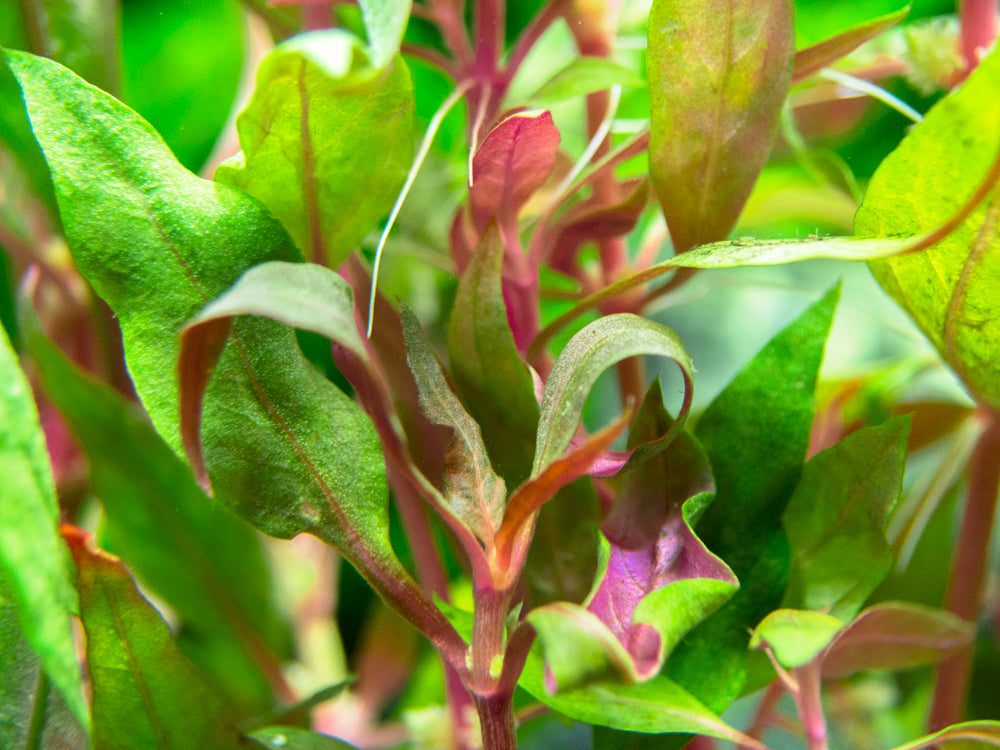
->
[750, 608, 844, 669]
[528, 57, 646, 106]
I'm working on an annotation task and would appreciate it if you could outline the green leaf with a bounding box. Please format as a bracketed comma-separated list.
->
[0, 53, 56, 211]
[858, 47, 1000, 409]
[0, 325, 87, 730]
[890, 721, 1000, 750]
[216, 30, 414, 266]
[647, 0, 794, 252]
[822, 602, 974, 678]
[749, 609, 845, 669]
[402, 305, 506, 544]
[358, 0, 411, 70]
[447, 223, 539, 488]
[533, 314, 694, 477]
[27, 317, 292, 716]
[782, 416, 910, 621]
[665, 285, 839, 711]
[518, 652, 765, 748]
[0, 567, 85, 750]
[250, 726, 359, 749]
[121, 0, 244, 172]
[5, 48, 301, 455]
[528, 57, 646, 106]
[64, 528, 244, 750]
[658, 235, 917, 267]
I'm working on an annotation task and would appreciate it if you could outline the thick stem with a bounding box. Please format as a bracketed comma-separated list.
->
[959, 0, 1000, 75]
[470, 586, 511, 692]
[929, 406, 1000, 731]
[473, 691, 518, 750]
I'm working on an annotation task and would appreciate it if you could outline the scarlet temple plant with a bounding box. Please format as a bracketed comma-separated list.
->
[1, 1, 999, 749]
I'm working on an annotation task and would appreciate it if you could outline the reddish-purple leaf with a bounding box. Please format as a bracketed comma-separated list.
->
[469, 111, 561, 233]
[822, 602, 975, 678]
[647, 0, 794, 252]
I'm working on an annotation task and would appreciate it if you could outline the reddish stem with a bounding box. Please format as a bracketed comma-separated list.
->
[959, 0, 1000, 76]
[473, 691, 518, 750]
[929, 406, 1000, 730]
[795, 660, 829, 750]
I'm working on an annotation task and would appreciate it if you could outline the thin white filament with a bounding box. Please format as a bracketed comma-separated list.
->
[367, 80, 472, 338]
[819, 68, 924, 124]
[467, 82, 491, 186]
[543, 84, 622, 217]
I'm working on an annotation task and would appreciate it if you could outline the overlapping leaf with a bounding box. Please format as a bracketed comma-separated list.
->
[782, 416, 910, 621]
[858, 48, 1000, 408]
[0, 325, 86, 729]
[64, 528, 244, 750]
[447, 223, 539, 488]
[528, 384, 736, 691]
[648, 0, 794, 252]
[665, 286, 839, 711]
[28, 316, 292, 716]
[216, 30, 414, 266]
[750, 609, 845, 669]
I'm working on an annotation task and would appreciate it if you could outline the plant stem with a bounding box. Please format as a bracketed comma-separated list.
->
[929, 405, 1000, 730]
[959, 0, 1000, 75]
[473, 691, 518, 750]
[795, 661, 828, 750]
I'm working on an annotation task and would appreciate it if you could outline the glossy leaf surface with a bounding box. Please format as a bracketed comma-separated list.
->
[666, 286, 839, 710]
[858, 48, 1000, 408]
[782, 416, 909, 621]
[648, 0, 794, 251]
[822, 602, 974, 678]
[658, 235, 916, 267]
[64, 528, 244, 750]
[250, 726, 359, 749]
[750, 609, 844, 669]
[533, 314, 693, 476]
[0, 325, 86, 729]
[216, 30, 414, 265]
[447, 224, 538, 488]
[28, 319, 291, 715]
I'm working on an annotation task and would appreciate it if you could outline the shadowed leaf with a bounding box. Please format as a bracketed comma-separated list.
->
[792, 7, 910, 85]
[0, 325, 86, 729]
[528, 57, 646, 106]
[63, 527, 244, 750]
[782, 416, 910, 621]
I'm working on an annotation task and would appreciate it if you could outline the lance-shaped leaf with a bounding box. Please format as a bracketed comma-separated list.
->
[890, 721, 1000, 750]
[0, 568, 85, 749]
[0, 326, 86, 729]
[28, 315, 291, 716]
[791, 7, 910, 85]
[0, 54, 56, 211]
[529, 385, 736, 691]
[749, 609, 845, 669]
[782, 416, 909, 621]
[665, 286, 838, 712]
[447, 223, 538, 488]
[402, 305, 506, 546]
[216, 30, 414, 266]
[250, 726, 359, 749]
[648, 0, 794, 252]
[177, 264, 463, 662]
[533, 313, 694, 477]
[821, 602, 974, 678]
[858, 48, 1000, 409]
[63, 528, 244, 750]
[517, 653, 765, 748]
[469, 111, 561, 233]
[4, 49, 300, 454]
